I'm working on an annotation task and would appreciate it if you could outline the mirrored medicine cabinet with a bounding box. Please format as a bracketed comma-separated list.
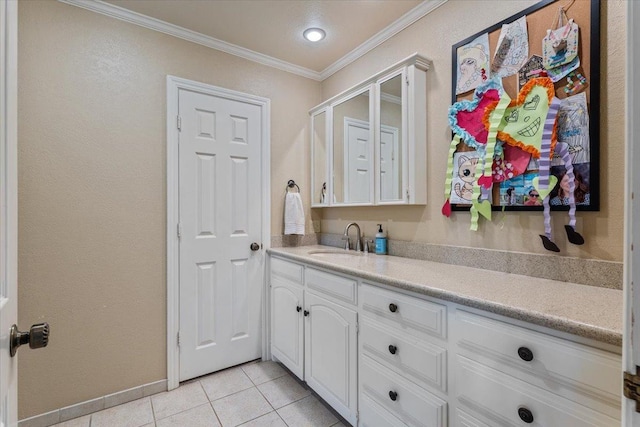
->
[310, 53, 430, 208]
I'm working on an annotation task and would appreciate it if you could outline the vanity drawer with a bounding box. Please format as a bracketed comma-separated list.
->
[360, 283, 446, 340]
[305, 267, 356, 305]
[361, 319, 447, 393]
[359, 393, 406, 427]
[270, 257, 303, 284]
[454, 355, 618, 427]
[454, 309, 621, 408]
[360, 355, 447, 427]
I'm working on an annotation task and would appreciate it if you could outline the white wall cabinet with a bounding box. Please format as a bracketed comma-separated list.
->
[310, 53, 431, 207]
[268, 255, 622, 426]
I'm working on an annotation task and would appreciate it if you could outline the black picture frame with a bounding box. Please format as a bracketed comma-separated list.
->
[450, 0, 600, 212]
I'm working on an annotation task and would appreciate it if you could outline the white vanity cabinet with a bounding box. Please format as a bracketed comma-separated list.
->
[451, 309, 621, 426]
[268, 253, 622, 427]
[269, 257, 359, 425]
[270, 258, 304, 378]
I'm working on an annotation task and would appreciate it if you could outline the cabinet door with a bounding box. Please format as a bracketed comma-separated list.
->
[271, 277, 304, 379]
[305, 291, 357, 425]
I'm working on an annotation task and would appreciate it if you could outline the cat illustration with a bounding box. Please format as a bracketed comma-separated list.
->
[454, 155, 478, 201]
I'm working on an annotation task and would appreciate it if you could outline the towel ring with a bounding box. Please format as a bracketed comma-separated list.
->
[286, 179, 301, 193]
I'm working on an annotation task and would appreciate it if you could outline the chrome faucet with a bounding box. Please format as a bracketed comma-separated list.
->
[342, 222, 362, 251]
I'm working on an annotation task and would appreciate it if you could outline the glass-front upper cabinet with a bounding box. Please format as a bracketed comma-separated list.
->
[309, 53, 430, 207]
[311, 109, 328, 207]
[332, 87, 374, 205]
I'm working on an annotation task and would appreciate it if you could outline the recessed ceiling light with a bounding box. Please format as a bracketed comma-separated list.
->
[303, 28, 326, 42]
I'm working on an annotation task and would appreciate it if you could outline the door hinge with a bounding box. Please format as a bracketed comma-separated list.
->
[177, 222, 182, 239]
[177, 115, 182, 131]
[177, 331, 180, 347]
[624, 367, 640, 412]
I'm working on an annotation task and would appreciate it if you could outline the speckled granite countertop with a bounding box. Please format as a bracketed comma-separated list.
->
[268, 245, 623, 347]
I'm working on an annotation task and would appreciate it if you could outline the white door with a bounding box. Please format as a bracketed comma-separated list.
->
[344, 118, 371, 203]
[178, 88, 263, 381]
[623, 1, 640, 424]
[0, 0, 18, 424]
[380, 125, 400, 200]
[304, 292, 357, 425]
[270, 277, 304, 379]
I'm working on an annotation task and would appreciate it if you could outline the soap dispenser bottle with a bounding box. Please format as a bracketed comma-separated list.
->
[375, 224, 387, 255]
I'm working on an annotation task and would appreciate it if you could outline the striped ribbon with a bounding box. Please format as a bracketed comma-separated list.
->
[540, 97, 561, 239]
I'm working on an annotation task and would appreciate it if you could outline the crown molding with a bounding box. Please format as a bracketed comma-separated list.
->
[58, 0, 446, 83]
[319, 0, 447, 80]
[57, 0, 323, 81]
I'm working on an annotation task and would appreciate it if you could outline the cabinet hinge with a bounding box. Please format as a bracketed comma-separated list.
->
[624, 367, 640, 412]
[356, 321, 359, 334]
[406, 188, 410, 201]
[177, 331, 180, 347]
[177, 222, 182, 239]
[405, 75, 410, 86]
[177, 115, 182, 131]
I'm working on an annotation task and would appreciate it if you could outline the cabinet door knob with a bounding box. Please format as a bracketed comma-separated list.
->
[388, 390, 398, 401]
[304, 310, 309, 317]
[388, 303, 398, 313]
[518, 407, 534, 423]
[518, 346, 534, 362]
[388, 345, 397, 355]
[296, 306, 302, 312]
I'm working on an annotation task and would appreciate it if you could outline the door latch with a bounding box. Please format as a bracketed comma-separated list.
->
[10, 323, 50, 357]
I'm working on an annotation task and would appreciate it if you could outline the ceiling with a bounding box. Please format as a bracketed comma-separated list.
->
[102, 0, 425, 75]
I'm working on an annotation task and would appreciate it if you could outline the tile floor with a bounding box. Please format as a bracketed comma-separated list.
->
[51, 360, 349, 427]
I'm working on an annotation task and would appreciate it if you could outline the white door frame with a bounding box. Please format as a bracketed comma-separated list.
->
[166, 76, 270, 390]
[623, 1, 639, 424]
[0, 0, 18, 424]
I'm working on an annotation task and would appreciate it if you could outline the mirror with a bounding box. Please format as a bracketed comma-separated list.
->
[311, 110, 328, 206]
[332, 88, 372, 204]
[378, 74, 403, 202]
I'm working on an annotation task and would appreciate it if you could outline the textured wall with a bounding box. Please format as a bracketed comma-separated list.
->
[17, 0, 320, 418]
[321, 0, 626, 261]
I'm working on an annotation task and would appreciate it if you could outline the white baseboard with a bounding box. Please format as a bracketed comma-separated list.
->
[18, 379, 167, 427]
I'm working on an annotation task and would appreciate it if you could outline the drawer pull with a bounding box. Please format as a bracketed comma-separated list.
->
[388, 390, 398, 401]
[518, 407, 534, 423]
[388, 345, 397, 355]
[518, 346, 534, 362]
[296, 306, 302, 312]
[389, 303, 398, 313]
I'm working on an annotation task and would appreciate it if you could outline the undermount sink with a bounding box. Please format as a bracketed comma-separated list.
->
[307, 249, 364, 257]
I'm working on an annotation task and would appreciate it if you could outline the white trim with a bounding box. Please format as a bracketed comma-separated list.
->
[166, 76, 271, 390]
[59, 0, 321, 81]
[0, 1, 18, 425]
[319, 0, 447, 80]
[623, 1, 639, 425]
[57, 0, 444, 82]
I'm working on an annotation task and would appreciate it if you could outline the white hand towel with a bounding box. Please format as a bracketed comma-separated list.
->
[284, 192, 305, 235]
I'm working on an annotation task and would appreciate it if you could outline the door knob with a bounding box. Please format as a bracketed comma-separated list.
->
[250, 242, 260, 251]
[10, 323, 50, 357]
